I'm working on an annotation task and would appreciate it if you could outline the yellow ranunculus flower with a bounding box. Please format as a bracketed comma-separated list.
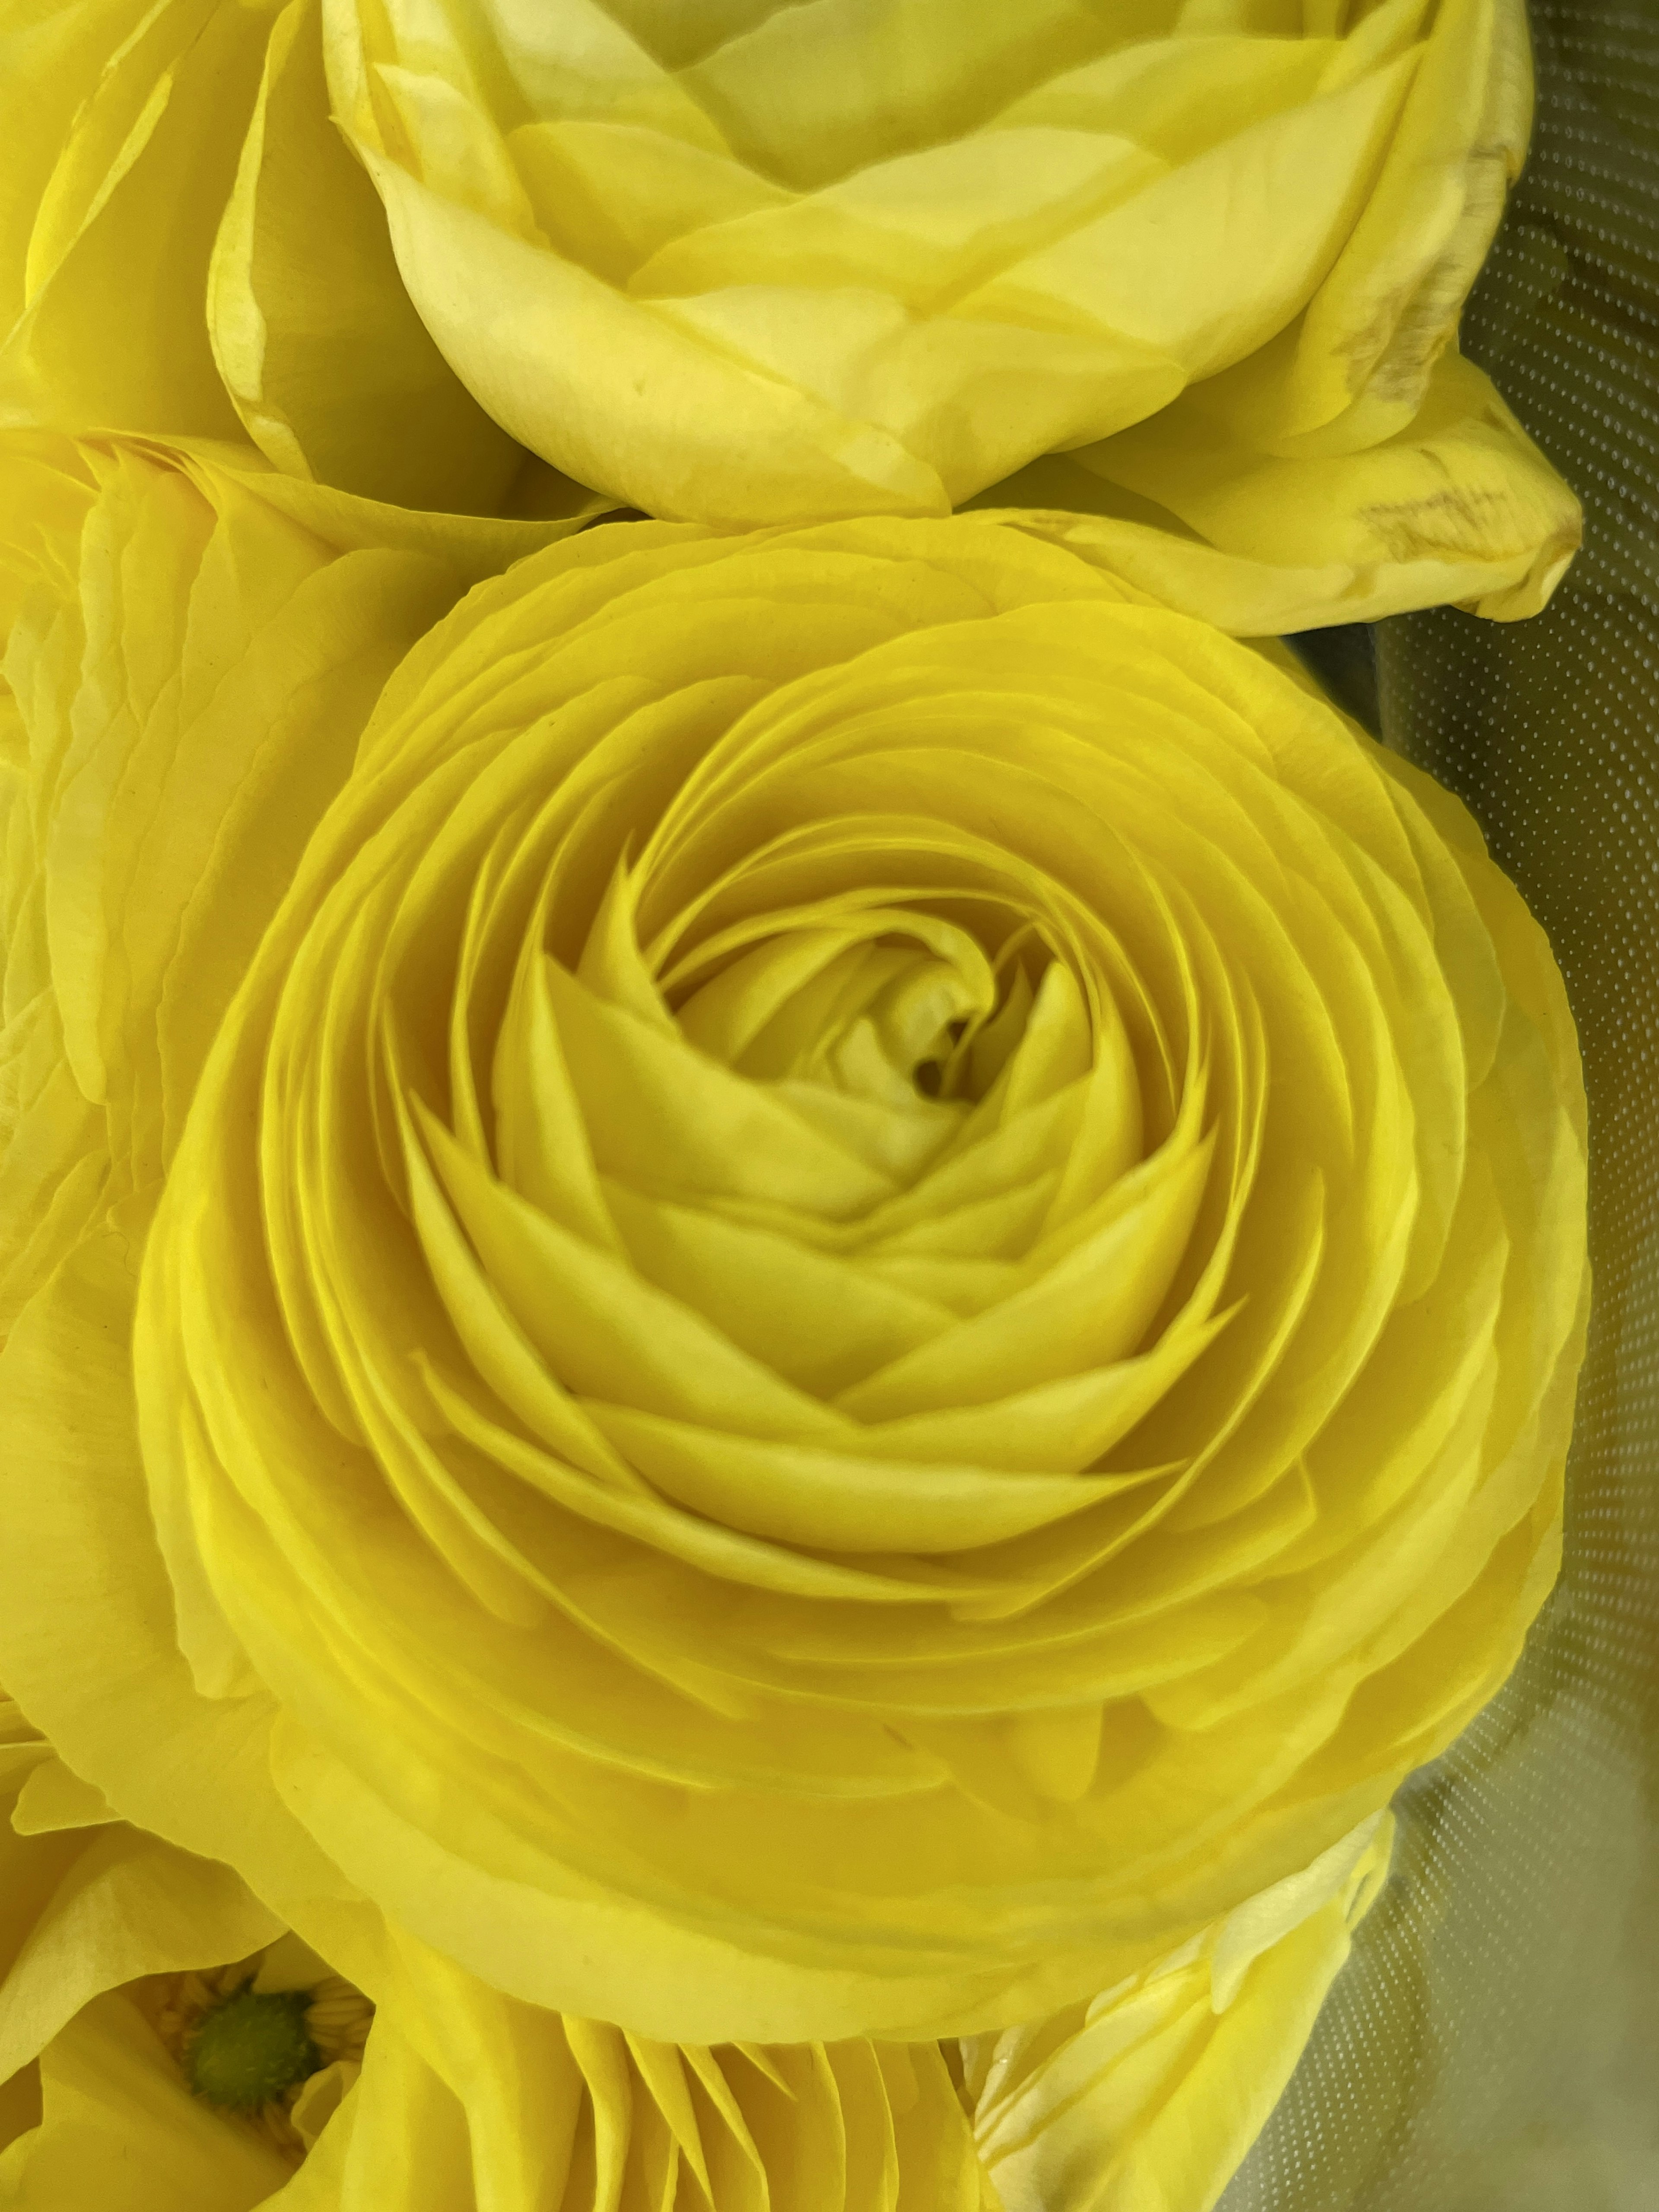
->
[0, 0, 601, 515]
[0, 440, 1586, 2050]
[321, 0, 1580, 627]
[0, 1694, 988, 2210]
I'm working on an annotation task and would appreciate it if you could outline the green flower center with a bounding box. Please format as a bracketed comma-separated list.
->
[183, 1985, 321, 2110]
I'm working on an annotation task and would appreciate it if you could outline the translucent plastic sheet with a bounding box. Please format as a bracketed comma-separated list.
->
[1227, 4, 1659, 2203]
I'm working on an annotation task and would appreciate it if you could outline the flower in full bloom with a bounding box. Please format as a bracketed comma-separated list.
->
[317, 0, 1579, 626]
[0, 435, 1586, 2052]
[0, 1689, 365, 2204]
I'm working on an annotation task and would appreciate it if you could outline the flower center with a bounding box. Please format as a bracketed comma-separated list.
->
[144, 1938, 375, 2169]
[183, 1985, 321, 2111]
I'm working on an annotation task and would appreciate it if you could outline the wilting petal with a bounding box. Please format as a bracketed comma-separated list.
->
[976, 346, 1580, 631]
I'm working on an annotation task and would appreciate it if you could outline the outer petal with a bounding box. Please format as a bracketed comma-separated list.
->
[319, 0, 1573, 621]
[0, 0, 276, 444]
[0, 0, 145, 336]
[966, 1815, 1395, 2212]
[974, 350, 1580, 632]
[205, 0, 526, 511]
[0, 2, 559, 517]
[353, 151, 958, 525]
[0, 427, 601, 1228]
[0, 425, 603, 1913]
[0, 1693, 985, 2212]
[1272, 0, 1534, 447]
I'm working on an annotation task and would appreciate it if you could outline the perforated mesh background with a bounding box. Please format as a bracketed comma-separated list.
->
[1224, 5, 1659, 2203]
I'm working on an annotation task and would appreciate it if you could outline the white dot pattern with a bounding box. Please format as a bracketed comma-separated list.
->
[1224, 4, 1659, 2203]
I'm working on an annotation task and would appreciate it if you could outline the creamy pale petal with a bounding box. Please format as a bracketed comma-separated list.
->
[969, 1815, 1394, 2212]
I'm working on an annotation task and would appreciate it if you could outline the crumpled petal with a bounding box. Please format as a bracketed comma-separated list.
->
[972, 347, 1580, 632]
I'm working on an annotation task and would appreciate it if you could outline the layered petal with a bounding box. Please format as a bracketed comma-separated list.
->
[0, 505, 1581, 2038]
[0, 1686, 1393, 2210]
[0, 0, 596, 515]
[0, 1697, 988, 2211]
[318, 0, 1577, 622]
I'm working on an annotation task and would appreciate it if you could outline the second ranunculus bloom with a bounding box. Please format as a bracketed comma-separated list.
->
[0, 0, 1580, 629]
[0, 435, 1586, 2053]
[320, 0, 1580, 623]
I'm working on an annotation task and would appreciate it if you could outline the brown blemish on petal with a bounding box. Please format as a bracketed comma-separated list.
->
[1340, 147, 1515, 404]
[1357, 481, 1512, 561]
